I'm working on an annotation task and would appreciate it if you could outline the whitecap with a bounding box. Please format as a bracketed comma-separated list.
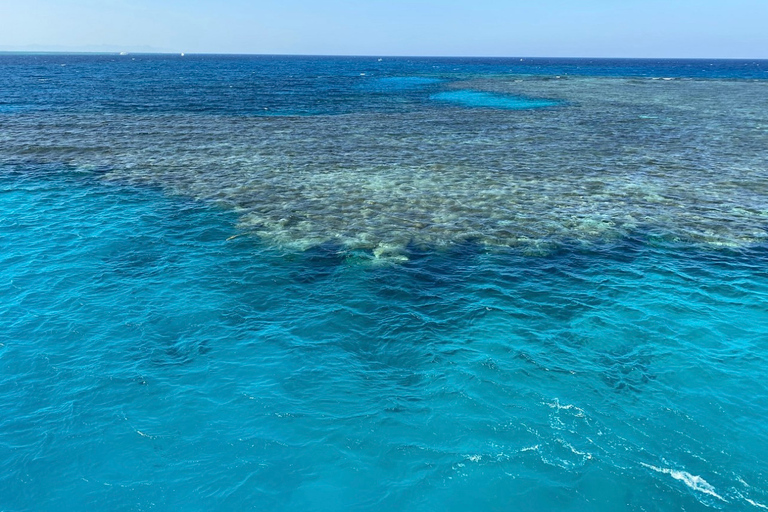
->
[559, 439, 593, 460]
[545, 399, 586, 417]
[641, 463, 727, 502]
[136, 429, 156, 439]
[746, 498, 768, 510]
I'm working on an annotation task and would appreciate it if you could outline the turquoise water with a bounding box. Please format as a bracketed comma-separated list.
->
[431, 90, 560, 109]
[2, 55, 768, 510]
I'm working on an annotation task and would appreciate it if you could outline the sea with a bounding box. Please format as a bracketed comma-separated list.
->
[1, 54, 767, 511]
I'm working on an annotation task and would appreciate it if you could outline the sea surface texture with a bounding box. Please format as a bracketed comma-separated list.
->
[1, 55, 768, 511]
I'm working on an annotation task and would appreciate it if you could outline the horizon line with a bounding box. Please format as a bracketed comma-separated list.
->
[1, 51, 767, 61]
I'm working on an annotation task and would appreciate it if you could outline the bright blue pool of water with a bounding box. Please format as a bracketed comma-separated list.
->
[2, 169, 767, 511]
[431, 90, 560, 109]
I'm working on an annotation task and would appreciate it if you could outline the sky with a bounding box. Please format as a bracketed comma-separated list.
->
[1, 0, 767, 58]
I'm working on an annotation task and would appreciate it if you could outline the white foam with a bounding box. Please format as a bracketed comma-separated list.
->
[746, 498, 768, 510]
[560, 439, 593, 460]
[641, 463, 727, 502]
[546, 399, 586, 417]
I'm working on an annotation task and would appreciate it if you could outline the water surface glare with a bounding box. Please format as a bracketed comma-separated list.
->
[1, 55, 768, 511]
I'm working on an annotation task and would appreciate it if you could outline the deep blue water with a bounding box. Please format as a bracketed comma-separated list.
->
[1, 55, 768, 511]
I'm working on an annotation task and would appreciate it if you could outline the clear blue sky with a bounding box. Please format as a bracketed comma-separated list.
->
[1, 0, 767, 58]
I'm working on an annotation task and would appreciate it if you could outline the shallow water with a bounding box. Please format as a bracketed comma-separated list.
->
[430, 90, 561, 109]
[1, 55, 768, 511]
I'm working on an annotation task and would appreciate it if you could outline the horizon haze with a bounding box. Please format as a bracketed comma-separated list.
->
[1, 0, 767, 59]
